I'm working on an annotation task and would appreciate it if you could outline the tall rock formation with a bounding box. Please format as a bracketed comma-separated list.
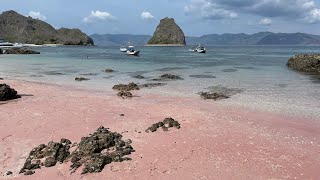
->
[147, 17, 186, 46]
[0, 10, 94, 45]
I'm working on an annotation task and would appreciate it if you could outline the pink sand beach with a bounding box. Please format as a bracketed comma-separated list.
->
[1, 79, 320, 180]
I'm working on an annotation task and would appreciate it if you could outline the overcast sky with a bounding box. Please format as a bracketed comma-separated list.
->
[1, 0, 320, 36]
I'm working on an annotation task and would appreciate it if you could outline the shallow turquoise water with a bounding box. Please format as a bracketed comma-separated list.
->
[0, 46, 320, 119]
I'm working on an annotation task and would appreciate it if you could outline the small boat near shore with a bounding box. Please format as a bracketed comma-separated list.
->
[189, 44, 206, 53]
[126, 46, 140, 56]
[0, 39, 23, 48]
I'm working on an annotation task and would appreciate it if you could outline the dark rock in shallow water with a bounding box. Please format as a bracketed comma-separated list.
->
[0, 84, 21, 101]
[3, 48, 40, 54]
[5, 171, 13, 176]
[199, 86, 243, 101]
[222, 69, 238, 72]
[103, 69, 114, 73]
[132, 75, 145, 79]
[112, 82, 139, 91]
[79, 73, 98, 76]
[19, 139, 71, 175]
[75, 77, 90, 81]
[287, 54, 320, 74]
[139, 83, 166, 89]
[117, 91, 133, 99]
[0, 77, 4, 80]
[69, 126, 134, 174]
[24, 171, 35, 175]
[189, 75, 216, 79]
[152, 74, 183, 81]
[199, 92, 229, 101]
[146, 118, 181, 133]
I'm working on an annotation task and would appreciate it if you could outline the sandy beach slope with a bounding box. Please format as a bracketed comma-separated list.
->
[0, 80, 320, 179]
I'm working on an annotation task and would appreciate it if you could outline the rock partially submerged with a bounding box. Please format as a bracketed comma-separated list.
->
[287, 54, 320, 74]
[0, 84, 21, 101]
[146, 118, 181, 133]
[19, 139, 72, 175]
[152, 74, 183, 81]
[75, 77, 90, 81]
[139, 83, 166, 89]
[199, 86, 243, 101]
[3, 48, 40, 54]
[132, 75, 145, 79]
[69, 126, 134, 174]
[199, 92, 229, 101]
[103, 69, 114, 73]
[117, 91, 133, 99]
[112, 82, 139, 91]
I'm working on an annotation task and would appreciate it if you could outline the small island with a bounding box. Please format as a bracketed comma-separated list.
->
[147, 17, 186, 46]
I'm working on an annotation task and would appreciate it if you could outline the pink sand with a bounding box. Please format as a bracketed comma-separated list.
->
[0, 80, 320, 180]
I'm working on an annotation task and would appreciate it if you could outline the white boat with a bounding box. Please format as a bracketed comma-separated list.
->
[190, 44, 206, 53]
[126, 46, 140, 56]
[120, 46, 127, 52]
[0, 39, 24, 48]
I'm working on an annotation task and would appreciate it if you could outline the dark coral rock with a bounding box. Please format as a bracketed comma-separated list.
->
[69, 126, 134, 174]
[104, 69, 114, 73]
[19, 139, 71, 175]
[199, 92, 230, 101]
[112, 82, 139, 91]
[0, 84, 21, 101]
[146, 118, 181, 133]
[117, 91, 133, 99]
[24, 171, 35, 176]
[75, 77, 90, 81]
[287, 54, 320, 74]
[5, 171, 13, 176]
[153, 74, 183, 81]
[139, 83, 166, 89]
[132, 75, 145, 79]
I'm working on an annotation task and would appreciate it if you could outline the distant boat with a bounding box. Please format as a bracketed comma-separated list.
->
[0, 39, 23, 48]
[190, 44, 206, 53]
[120, 46, 127, 52]
[126, 46, 140, 56]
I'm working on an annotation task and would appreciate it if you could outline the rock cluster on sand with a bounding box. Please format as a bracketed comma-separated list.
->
[287, 54, 320, 74]
[147, 17, 186, 45]
[0, 84, 21, 101]
[19, 127, 134, 175]
[75, 77, 90, 81]
[3, 48, 40, 54]
[146, 118, 181, 133]
[117, 91, 133, 99]
[69, 126, 134, 174]
[19, 139, 71, 175]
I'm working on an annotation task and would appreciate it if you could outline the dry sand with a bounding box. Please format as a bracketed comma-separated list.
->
[0, 80, 320, 179]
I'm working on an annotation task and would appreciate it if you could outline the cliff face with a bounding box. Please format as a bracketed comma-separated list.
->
[148, 17, 186, 45]
[0, 10, 93, 45]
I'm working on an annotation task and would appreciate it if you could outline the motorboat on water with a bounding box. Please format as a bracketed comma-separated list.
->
[126, 46, 140, 56]
[0, 39, 24, 48]
[120, 46, 127, 52]
[189, 44, 206, 53]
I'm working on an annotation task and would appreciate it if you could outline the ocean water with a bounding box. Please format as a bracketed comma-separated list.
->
[0, 46, 320, 119]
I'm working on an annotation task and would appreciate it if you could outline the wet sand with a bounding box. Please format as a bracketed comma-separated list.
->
[0, 80, 320, 179]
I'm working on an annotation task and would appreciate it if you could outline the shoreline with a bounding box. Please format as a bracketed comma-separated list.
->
[144, 44, 186, 47]
[1, 79, 320, 179]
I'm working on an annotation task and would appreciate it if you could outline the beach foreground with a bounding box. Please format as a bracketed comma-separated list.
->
[1, 80, 320, 179]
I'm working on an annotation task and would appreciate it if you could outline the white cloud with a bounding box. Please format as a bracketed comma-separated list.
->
[185, 0, 320, 23]
[28, 11, 47, 21]
[305, 8, 320, 23]
[141, 11, 154, 20]
[259, 18, 272, 25]
[83, 10, 116, 23]
[184, 0, 238, 20]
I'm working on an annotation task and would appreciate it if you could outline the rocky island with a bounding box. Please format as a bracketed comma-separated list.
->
[147, 17, 186, 46]
[0, 10, 93, 45]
